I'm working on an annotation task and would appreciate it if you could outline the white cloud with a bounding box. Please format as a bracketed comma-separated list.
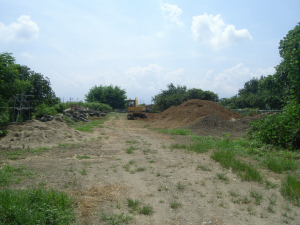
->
[191, 63, 257, 97]
[0, 15, 39, 42]
[161, 3, 184, 27]
[191, 13, 252, 49]
[20, 52, 35, 59]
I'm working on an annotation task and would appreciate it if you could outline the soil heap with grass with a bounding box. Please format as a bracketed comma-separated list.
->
[0, 118, 95, 149]
[143, 99, 260, 138]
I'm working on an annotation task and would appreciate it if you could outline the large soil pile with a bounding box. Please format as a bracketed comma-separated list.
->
[144, 99, 244, 129]
[0, 118, 95, 149]
[143, 99, 261, 138]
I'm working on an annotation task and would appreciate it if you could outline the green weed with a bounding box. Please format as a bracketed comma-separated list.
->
[216, 173, 230, 183]
[0, 165, 34, 187]
[101, 212, 132, 224]
[0, 187, 75, 224]
[196, 164, 211, 171]
[76, 154, 90, 159]
[265, 156, 298, 173]
[281, 175, 300, 206]
[175, 182, 185, 190]
[170, 200, 181, 209]
[138, 205, 154, 215]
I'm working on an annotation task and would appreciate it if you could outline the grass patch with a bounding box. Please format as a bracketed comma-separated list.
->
[175, 182, 185, 190]
[1, 147, 50, 160]
[73, 118, 107, 132]
[126, 146, 137, 154]
[127, 198, 140, 211]
[265, 156, 298, 173]
[216, 173, 230, 183]
[170, 143, 189, 150]
[281, 175, 300, 206]
[76, 154, 90, 159]
[0, 165, 34, 187]
[101, 212, 132, 225]
[196, 164, 211, 171]
[211, 150, 262, 182]
[0, 187, 75, 224]
[138, 205, 154, 215]
[170, 200, 181, 209]
[155, 128, 190, 135]
[126, 140, 139, 144]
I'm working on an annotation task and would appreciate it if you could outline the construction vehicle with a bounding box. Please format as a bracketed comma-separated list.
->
[127, 98, 147, 120]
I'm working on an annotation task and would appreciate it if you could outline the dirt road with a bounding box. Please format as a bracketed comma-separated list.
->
[2, 114, 299, 224]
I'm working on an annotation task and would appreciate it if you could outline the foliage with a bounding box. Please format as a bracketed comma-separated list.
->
[152, 83, 219, 112]
[33, 103, 58, 118]
[248, 101, 300, 149]
[0, 187, 75, 224]
[219, 76, 283, 110]
[85, 85, 126, 109]
[281, 175, 300, 206]
[0, 52, 58, 124]
[276, 22, 300, 103]
[54, 101, 113, 113]
[19, 65, 59, 107]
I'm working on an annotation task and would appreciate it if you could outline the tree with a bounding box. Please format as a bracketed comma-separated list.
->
[275, 22, 300, 103]
[19, 65, 59, 107]
[0, 53, 31, 123]
[85, 85, 127, 109]
[152, 83, 219, 112]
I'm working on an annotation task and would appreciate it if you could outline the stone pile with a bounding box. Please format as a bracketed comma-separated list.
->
[38, 107, 106, 122]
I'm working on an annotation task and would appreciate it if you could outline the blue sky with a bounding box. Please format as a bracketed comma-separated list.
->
[1, 0, 299, 104]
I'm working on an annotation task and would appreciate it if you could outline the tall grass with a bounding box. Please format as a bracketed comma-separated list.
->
[281, 175, 300, 206]
[0, 187, 75, 224]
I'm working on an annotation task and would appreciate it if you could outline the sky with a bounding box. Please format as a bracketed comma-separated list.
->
[0, 0, 299, 105]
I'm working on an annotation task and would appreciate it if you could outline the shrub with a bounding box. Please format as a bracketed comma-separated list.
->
[34, 103, 57, 118]
[247, 101, 300, 150]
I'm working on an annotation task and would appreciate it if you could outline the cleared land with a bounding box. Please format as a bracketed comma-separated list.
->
[0, 100, 299, 224]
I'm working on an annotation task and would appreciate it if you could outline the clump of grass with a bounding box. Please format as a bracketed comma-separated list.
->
[2, 147, 50, 160]
[265, 156, 298, 173]
[175, 182, 185, 190]
[196, 164, 211, 171]
[136, 167, 146, 172]
[212, 150, 262, 182]
[216, 173, 230, 183]
[76, 154, 90, 159]
[127, 198, 140, 211]
[126, 140, 139, 144]
[170, 200, 181, 209]
[126, 146, 137, 154]
[0, 187, 75, 224]
[101, 212, 132, 224]
[189, 136, 215, 153]
[80, 168, 87, 175]
[281, 175, 300, 206]
[0, 165, 34, 187]
[170, 144, 189, 150]
[138, 205, 154, 215]
[249, 189, 263, 205]
[265, 180, 277, 189]
[156, 128, 190, 135]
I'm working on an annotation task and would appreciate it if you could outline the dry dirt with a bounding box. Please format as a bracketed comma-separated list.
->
[0, 100, 299, 225]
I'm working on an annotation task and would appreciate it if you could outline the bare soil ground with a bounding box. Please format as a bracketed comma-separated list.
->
[0, 100, 299, 224]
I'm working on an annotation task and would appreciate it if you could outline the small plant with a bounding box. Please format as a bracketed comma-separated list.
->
[216, 173, 230, 183]
[281, 175, 300, 206]
[126, 146, 137, 154]
[175, 182, 185, 190]
[138, 205, 154, 215]
[196, 164, 211, 171]
[170, 200, 181, 209]
[249, 189, 263, 205]
[101, 212, 132, 224]
[126, 140, 139, 144]
[80, 168, 87, 175]
[127, 198, 140, 211]
[76, 154, 90, 159]
[136, 167, 146, 172]
[265, 180, 277, 189]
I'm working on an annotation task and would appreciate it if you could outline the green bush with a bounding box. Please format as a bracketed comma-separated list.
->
[248, 101, 300, 150]
[34, 103, 58, 118]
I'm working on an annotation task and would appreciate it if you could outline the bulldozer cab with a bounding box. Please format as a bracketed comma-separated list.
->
[127, 100, 136, 107]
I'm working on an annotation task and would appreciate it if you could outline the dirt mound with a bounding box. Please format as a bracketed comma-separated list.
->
[0, 118, 95, 149]
[144, 99, 244, 129]
[185, 114, 261, 138]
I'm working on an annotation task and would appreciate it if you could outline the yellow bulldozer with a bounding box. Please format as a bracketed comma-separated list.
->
[127, 98, 147, 120]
